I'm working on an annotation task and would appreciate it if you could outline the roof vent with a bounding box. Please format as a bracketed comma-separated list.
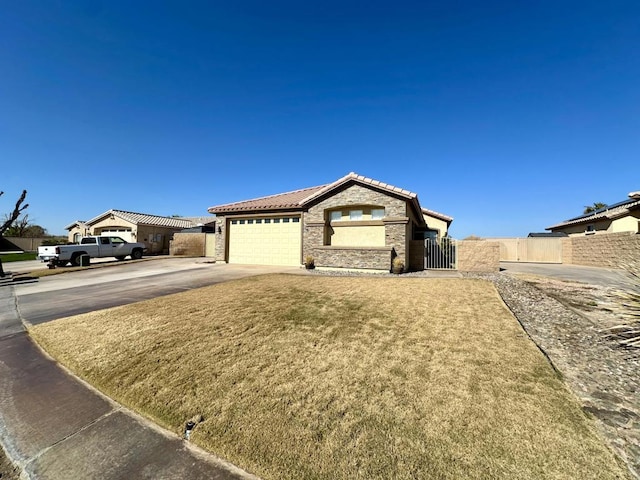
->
[629, 191, 640, 199]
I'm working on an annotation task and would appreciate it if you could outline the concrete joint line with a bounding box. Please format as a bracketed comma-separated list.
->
[24, 407, 122, 467]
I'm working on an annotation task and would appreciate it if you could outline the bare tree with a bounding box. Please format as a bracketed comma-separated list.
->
[4, 213, 30, 237]
[0, 190, 29, 277]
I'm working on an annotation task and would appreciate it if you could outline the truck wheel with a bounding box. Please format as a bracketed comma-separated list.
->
[57, 259, 68, 267]
[131, 249, 143, 260]
[70, 254, 81, 267]
[115, 256, 126, 261]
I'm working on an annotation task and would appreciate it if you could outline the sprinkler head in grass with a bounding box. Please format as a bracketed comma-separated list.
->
[184, 421, 196, 440]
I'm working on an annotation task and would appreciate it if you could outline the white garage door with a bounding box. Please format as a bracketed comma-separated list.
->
[99, 228, 134, 242]
[228, 216, 301, 266]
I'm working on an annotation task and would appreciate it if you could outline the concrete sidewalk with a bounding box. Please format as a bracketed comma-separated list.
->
[0, 285, 256, 480]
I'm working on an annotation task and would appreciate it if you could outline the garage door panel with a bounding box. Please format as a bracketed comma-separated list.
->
[229, 217, 301, 266]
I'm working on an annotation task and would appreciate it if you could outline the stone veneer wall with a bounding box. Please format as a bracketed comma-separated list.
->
[308, 246, 393, 270]
[304, 184, 411, 270]
[564, 232, 640, 277]
[170, 233, 205, 256]
[457, 240, 500, 272]
[214, 215, 227, 263]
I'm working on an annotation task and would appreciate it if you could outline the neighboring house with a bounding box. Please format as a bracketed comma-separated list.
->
[208, 172, 453, 271]
[66, 210, 216, 254]
[547, 191, 640, 236]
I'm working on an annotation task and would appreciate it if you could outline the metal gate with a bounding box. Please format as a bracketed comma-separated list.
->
[425, 237, 458, 270]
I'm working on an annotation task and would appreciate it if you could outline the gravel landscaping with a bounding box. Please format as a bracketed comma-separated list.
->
[488, 272, 639, 480]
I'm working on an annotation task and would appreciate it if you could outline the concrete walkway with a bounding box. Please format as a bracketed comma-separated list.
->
[0, 283, 256, 479]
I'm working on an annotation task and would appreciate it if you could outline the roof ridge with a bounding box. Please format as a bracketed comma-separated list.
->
[547, 197, 640, 230]
[209, 184, 327, 211]
[299, 172, 417, 206]
[422, 207, 454, 222]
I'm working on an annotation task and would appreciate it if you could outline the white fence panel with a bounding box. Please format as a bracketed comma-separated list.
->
[425, 238, 458, 270]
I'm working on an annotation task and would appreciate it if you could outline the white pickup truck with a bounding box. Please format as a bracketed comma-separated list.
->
[38, 236, 146, 267]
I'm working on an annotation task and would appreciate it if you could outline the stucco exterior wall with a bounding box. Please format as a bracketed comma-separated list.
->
[67, 225, 90, 243]
[329, 224, 385, 247]
[457, 240, 500, 272]
[611, 215, 640, 233]
[423, 214, 449, 238]
[92, 217, 137, 231]
[552, 213, 638, 237]
[564, 232, 640, 277]
[170, 233, 206, 256]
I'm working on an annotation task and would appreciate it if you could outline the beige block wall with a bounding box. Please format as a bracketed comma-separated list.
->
[564, 232, 640, 277]
[4, 237, 50, 252]
[170, 233, 206, 256]
[457, 240, 500, 272]
[561, 238, 573, 264]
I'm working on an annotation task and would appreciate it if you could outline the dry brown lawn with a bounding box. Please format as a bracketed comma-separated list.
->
[30, 275, 630, 480]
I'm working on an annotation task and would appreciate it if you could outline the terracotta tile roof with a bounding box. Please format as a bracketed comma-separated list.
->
[546, 195, 640, 230]
[181, 216, 217, 226]
[422, 208, 454, 223]
[64, 220, 87, 230]
[208, 185, 327, 214]
[208, 172, 423, 214]
[84, 210, 202, 229]
[300, 172, 418, 204]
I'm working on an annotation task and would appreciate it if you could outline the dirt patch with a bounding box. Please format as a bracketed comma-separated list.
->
[0, 446, 21, 480]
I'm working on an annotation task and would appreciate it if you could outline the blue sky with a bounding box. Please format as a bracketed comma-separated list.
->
[1, 1, 638, 237]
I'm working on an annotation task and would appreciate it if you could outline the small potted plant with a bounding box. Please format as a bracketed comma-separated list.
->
[304, 255, 315, 270]
[392, 257, 404, 274]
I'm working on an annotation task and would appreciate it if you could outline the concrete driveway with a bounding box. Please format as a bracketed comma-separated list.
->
[0, 259, 299, 480]
[15, 258, 300, 325]
[500, 261, 639, 291]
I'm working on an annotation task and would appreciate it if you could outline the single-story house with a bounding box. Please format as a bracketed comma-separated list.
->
[546, 191, 640, 236]
[208, 172, 453, 271]
[66, 210, 216, 254]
